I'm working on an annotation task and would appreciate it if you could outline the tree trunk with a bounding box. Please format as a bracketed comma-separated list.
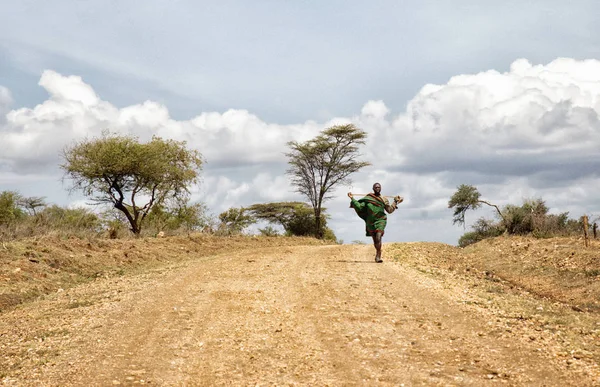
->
[480, 200, 507, 227]
[114, 202, 140, 235]
[314, 207, 322, 239]
[583, 215, 589, 247]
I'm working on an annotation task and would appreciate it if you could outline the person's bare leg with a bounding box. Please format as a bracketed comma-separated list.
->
[373, 232, 383, 262]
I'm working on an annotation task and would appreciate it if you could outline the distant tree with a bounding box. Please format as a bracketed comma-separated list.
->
[247, 201, 336, 240]
[0, 191, 25, 225]
[176, 202, 212, 233]
[61, 133, 203, 235]
[454, 195, 584, 246]
[144, 201, 211, 235]
[284, 203, 325, 237]
[286, 124, 370, 238]
[217, 207, 256, 235]
[19, 196, 46, 216]
[247, 202, 307, 232]
[502, 198, 548, 235]
[448, 184, 506, 227]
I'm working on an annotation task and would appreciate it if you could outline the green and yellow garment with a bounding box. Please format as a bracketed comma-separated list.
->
[350, 193, 397, 236]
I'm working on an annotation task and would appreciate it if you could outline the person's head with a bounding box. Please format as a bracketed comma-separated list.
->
[372, 182, 381, 195]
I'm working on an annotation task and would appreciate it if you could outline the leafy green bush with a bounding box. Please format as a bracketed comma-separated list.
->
[259, 225, 280, 236]
[248, 201, 337, 241]
[35, 205, 101, 232]
[458, 217, 504, 247]
[215, 207, 256, 236]
[0, 191, 25, 226]
[502, 198, 548, 235]
[0, 189, 217, 241]
[458, 231, 486, 248]
[143, 202, 211, 235]
[457, 196, 585, 246]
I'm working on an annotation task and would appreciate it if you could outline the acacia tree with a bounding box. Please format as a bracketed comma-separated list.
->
[247, 202, 307, 230]
[18, 196, 46, 216]
[61, 133, 203, 235]
[448, 184, 506, 227]
[247, 201, 334, 238]
[286, 124, 370, 238]
[217, 207, 256, 235]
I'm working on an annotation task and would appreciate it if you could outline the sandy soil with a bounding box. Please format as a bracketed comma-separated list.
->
[1, 243, 599, 386]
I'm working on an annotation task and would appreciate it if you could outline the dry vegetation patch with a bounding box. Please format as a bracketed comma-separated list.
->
[389, 236, 600, 312]
[462, 236, 600, 312]
[0, 234, 330, 312]
[1, 237, 600, 384]
[387, 237, 600, 379]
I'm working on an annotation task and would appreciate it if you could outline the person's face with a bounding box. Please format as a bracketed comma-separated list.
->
[373, 184, 381, 195]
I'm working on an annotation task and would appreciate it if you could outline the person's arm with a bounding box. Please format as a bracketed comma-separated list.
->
[385, 196, 403, 214]
[384, 197, 396, 214]
[348, 192, 364, 210]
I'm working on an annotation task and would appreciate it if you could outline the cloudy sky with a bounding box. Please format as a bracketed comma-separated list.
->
[1, 0, 600, 245]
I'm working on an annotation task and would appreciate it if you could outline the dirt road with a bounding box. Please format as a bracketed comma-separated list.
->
[1, 243, 598, 386]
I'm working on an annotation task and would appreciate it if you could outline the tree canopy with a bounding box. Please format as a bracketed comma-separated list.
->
[449, 185, 583, 246]
[144, 201, 211, 235]
[246, 202, 307, 230]
[247, 201, 336, 240]
[286, 124, 370, 238]
[61, 133, 203, 235]
[217, 207, 256, 235]
[448, 184, 505, 227]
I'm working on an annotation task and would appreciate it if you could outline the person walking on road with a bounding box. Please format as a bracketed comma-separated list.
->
[348, 183, 403, 263]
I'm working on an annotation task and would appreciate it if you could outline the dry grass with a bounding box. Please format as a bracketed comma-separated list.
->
[388, 236, 600, 313]
[387, 236, 600, 370]
[461, 236, 600, 312]
[2, 235, 600, 383]
[0, 234, 331, 312]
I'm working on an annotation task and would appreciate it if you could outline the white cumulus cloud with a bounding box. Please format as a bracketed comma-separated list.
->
[378, 58, 600, 182]
[2, 58, 600, 244]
